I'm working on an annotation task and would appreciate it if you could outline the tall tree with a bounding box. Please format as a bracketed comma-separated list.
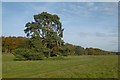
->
[24, 12, 64, 57]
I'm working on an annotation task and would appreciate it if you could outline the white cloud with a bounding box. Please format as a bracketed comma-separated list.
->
[25, 2, 117, 19]
[33, 6, 49, 11]
[78, 32, 117, 37]
[61, 2, 117, 18]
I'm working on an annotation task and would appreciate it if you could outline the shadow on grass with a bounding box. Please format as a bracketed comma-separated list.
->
[13, 56, 69, 61]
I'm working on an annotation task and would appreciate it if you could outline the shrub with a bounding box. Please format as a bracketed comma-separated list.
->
[13, 48, 45, 60]
[60, 46, 69, 56]
[75, 46, 85, 55]
[13, 48, 28, 60]
[43, 48, 50, 58]
[27, 52, 45, 60]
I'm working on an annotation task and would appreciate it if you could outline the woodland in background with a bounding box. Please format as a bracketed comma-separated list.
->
[1, 36, 116, 55]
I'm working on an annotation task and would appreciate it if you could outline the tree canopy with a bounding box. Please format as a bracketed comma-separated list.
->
[24, 12, 64, 38]
[12, 12, 67, 60]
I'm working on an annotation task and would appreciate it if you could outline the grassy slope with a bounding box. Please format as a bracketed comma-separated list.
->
[2, 54, 118, 78]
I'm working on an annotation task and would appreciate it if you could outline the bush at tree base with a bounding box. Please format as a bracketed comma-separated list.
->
[13, 48, 44, 60]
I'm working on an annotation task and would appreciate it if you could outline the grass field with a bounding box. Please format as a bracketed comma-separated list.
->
[2, 54, 118, 78]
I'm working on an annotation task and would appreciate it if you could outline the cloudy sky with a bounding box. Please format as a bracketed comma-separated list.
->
[2, 2, 118, 51]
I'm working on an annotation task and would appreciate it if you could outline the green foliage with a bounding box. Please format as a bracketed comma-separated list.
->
[65, 43, 76, 55]
[26, 52, 44, 60]
[24, 12, 64, 40]
[23, 12, 65, 59]
[60, 45, 69, 56]
[13, 48, 44, 60]
[84, 48, 112, 55]
[13, 48, 29, 60]
[43, 48, 50, 58]
[75, 46, 85, 55]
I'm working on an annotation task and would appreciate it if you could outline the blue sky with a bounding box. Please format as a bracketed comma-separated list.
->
[2, 2, 118, 51]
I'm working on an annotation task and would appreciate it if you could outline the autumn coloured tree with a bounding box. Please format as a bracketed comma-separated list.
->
[2, 36, 28, 53]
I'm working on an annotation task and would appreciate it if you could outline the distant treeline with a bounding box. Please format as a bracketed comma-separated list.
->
[1, 36, 118, 55]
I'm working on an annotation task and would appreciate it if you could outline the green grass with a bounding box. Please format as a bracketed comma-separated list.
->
[2, 54, 118, 78]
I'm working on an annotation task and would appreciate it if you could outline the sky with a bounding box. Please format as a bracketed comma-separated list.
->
[2, 2, 118, 52]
